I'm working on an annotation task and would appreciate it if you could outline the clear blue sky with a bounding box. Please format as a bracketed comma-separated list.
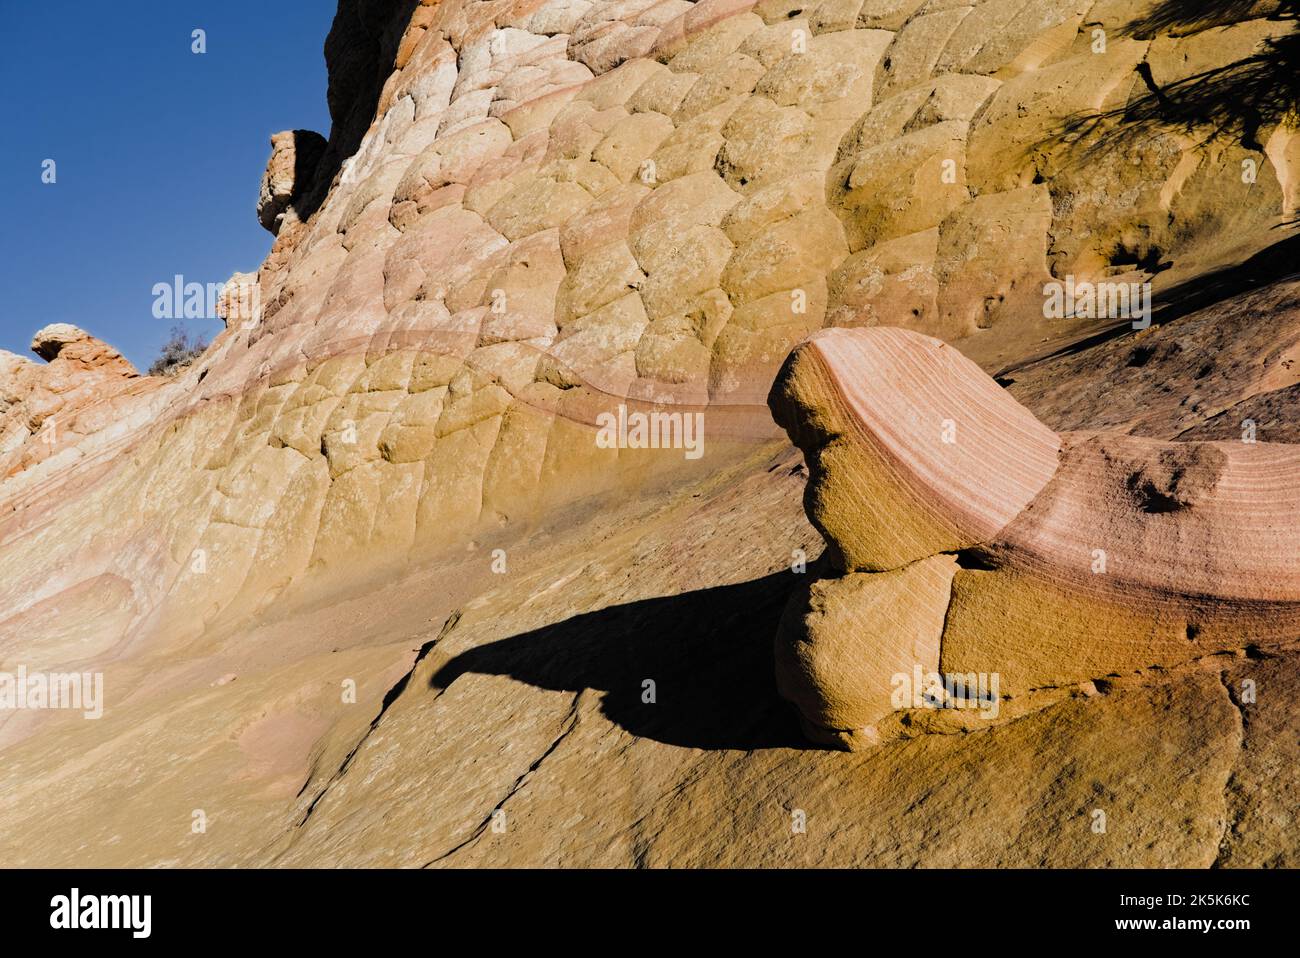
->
[0, 1, 334, 370]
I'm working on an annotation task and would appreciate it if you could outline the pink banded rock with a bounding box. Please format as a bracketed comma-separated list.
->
[770, 327, 1300, 748]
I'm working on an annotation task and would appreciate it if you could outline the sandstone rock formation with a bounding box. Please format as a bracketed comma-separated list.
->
[257, 130, 328, 235]
[0, 325, 152, 482]
[0, 0, 1297, 867]
[770, 326, 1300, 747]
[215, 271, 262, 329]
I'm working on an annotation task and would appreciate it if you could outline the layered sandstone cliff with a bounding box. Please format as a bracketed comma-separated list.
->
[0, 0, 1297, 867]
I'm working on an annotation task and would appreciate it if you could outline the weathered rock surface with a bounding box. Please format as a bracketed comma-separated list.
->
[770, 327, 1300, 745]
[215, 271, 262, 329]
[257, 130, 328, 234]
[0, 325, 155, 482]
[0, 0, 1297, 866]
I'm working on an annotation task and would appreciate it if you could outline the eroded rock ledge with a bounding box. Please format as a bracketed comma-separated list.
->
[0, 325, 149, 477]
[258, 130, 328, 236]
[769, 327, 1300, 748]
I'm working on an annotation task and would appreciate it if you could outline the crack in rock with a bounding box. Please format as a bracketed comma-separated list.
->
[288, 608, 462, 835]
[1211, 667, 1249, 868]
[423, 689, 587, 867]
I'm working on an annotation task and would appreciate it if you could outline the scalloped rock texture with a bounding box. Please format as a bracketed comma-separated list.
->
[0, 0, 1297, 866]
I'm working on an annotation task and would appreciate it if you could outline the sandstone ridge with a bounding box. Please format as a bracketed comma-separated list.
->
[770, 326, 1300, 748]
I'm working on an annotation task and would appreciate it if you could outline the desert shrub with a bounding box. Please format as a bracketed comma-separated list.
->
[148, 325, 209, 377]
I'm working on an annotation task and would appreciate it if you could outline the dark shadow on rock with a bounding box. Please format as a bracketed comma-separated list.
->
[294, 0, 422, 224]
[1055, 1, 1300, 157]
[998, 231, 1300, 375]
[428, 571, 812, 751]
[1124, 0, 1298, 41]
[1147, 230, 1300, 322]
[291, 129, 327, 210]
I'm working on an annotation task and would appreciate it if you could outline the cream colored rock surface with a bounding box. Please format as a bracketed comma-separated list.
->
[1, 0, 1297, 866]
[776, 553, 958, 745]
